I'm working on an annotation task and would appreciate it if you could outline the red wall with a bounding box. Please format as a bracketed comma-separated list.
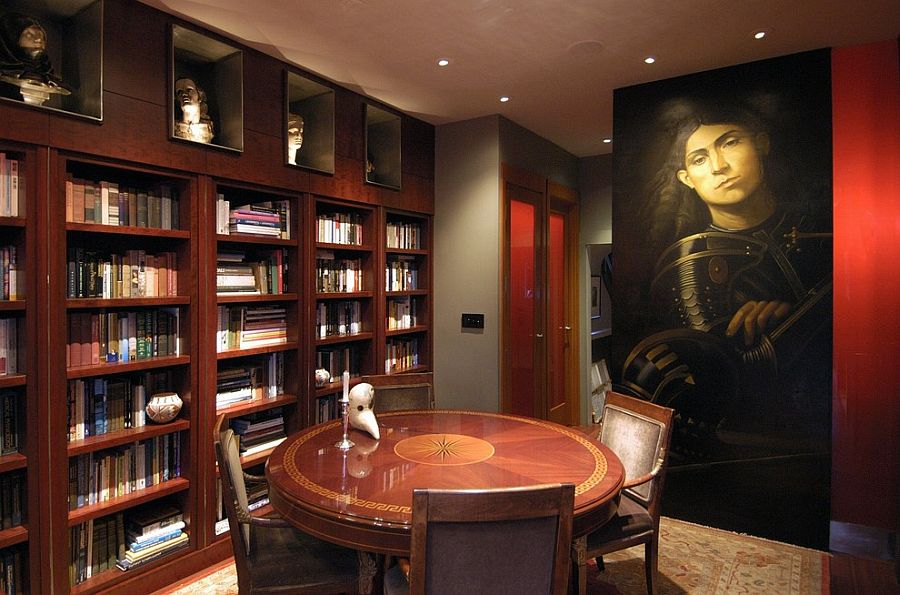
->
[831, 40, 900, 530]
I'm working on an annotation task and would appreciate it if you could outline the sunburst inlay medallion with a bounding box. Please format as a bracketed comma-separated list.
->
[394, 433, 494, 466]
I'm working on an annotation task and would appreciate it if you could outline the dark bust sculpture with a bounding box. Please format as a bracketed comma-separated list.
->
[0, 12, 71, 104]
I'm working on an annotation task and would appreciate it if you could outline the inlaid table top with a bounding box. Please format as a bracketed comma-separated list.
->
[266, 410, 624, 556]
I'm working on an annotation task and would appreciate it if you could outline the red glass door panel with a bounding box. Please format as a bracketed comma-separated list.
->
[509, 198, 538, 417]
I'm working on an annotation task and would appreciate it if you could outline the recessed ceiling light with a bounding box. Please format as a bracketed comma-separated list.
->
[753, 29, 769, 40]
[437, 59, 450, 66]
[602, 138, 612, 144]
[500, 96, 510, 103]
[644, 56, 656, 64]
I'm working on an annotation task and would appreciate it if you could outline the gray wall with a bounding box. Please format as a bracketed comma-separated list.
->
[434, 115, 586, 414]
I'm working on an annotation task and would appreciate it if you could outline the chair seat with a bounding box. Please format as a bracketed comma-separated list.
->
[585, 495, 654, 553]
[250, 524, 359, 591]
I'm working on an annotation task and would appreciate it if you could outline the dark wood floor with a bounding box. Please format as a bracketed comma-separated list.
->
[831, 552, 899, 594]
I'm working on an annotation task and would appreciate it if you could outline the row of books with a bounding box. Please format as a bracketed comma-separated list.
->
[0, 318, 19, 376]
[385, 220, 422, 250]
[0, 391, 19, 455]
[387, 296, 419, 330]
[215, 474, 268, 536]
[67, 248, 178, 299]
[215, 197, 291, 239]
[315, 394, 338, 423]
[0, 546, 24, 595]
[316, 252, 364, 293]
[316, 211, 363, 245]
[216, 305, 287, 352]
[216, 249, 287, 295]
[386, 258, 419, 291]
[385, 336, 421, 374]
[315, 346, 359, 384]
[215, 353, 284, 409]
[67, 432, 182, 511]
[0, 245, 18, 300]
[231, 408, 286, 456]
[66, 377, 153, 442]
[65, 176, 180, 230]
[116, 505, 188, 571]
[66, 308, 181, 368]
[0, 471, 25, 529]
[0, 153, 24, 218]
[316, 300, 362, 339]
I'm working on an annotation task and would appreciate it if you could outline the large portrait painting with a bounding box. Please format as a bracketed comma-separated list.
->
[611, 50, 832, 545]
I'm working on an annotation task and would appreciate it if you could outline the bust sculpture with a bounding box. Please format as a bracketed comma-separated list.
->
[0, 12, 71, 105]
[174, 77, 214, 144]
[287, 113, 304, 165]
[348, 382, 379, 440]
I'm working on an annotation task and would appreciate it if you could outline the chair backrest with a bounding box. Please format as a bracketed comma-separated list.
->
[213, 414, 252, 557]
[598, 392, 673, 511]
[407, 483, 575, 595]
[361, 372, 434, 412]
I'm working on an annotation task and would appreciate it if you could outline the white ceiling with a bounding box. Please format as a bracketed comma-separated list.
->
[140, 0, 900, 157]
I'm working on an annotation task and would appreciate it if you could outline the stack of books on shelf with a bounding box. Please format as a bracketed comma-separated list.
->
[116, 505, 188, 571]
[316, 251, 363, 293]
[67, 248, 178, 299]
[0, 320, 19, 376]
[0, 152, 24, 217]
[215, 365, 252, 408]
[215, 197, 290, 239]
[385, 220, 421, 250]
[316, 211, 363, 245]
[66, 308, 181, 366]
[216, 353, 284, 409]
[1, 245, 18, 300]
[316, 300, 362, 338]
[65, 176, 179, 229]
[66, 376, 149, 441]
[216, 305, 287, 351]
[0, 470, 25, 529]
[67, 433, 182, 510]
[231, 408, 286, 457]
[216, 249, 287, 295]
[387, 296, 417, 330]
[385, 337, 420, 374]
[0, 392, 18, 455]
[386, 257, 418, 291]
[0, 546, 24, 593]
[70, 513, 125, 585]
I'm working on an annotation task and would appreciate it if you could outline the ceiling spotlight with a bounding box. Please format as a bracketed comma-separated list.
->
[437, 59, 450, 66]
[753, 29, 769, 40]
[500, 96, 510, 103]
[644, 56, 656, 64]
[602, 138, 612, 144]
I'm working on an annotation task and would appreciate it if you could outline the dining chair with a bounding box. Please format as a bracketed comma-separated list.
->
[572, 391, 674, 595]
[214, 414, 361, 594]
[383, 483, 575, 595]
[360, 372, 434, 412]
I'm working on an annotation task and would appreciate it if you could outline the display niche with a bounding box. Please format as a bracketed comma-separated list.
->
[170, 24, 243, 152]
[364, 104, 401, 190]
[285, 71, 335, 174]
[0, 0, 103, 120]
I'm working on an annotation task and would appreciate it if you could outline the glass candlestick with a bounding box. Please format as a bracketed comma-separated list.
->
[335, 371, 355, 450]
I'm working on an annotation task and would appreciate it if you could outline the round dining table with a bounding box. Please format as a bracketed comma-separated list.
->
[266, 409, 625, 563]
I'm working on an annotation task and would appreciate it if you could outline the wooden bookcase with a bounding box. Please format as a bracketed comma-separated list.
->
[46, 153, 200, 592]
[202, 179, 302, 543]
[380, 209, 432, 375]
[0, 0, 433, 592]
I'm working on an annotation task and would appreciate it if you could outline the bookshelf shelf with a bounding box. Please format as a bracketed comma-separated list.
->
[216, 234, 296, 247]
[66, 297, 191, 309]
[215, 343, 297, 360]
[67, 420, 192, 456]
[0, 301, 25, 312]
[66, 224, 191, 239]
[385, 325, 429, 337]
[0, 217, 26, 228]
[0, 526, 29, 550]
[67, 477, 191, 527]
[216, 393, 296, 419]
[0, 375, 26, 389]
[314, 332, 374, 346]
[314, 242, 373, 252]
[216, 293, 298, 304]
[66, 356, 191, 379]
[0, 453, 27, 474]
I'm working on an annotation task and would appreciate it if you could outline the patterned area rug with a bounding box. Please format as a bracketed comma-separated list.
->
[158, 517, 829, 594]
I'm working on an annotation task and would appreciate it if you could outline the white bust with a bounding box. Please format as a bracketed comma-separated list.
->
[348, 382, 379, 440]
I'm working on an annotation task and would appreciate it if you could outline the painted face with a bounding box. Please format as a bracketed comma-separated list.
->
[18, 25, 46, 59]
[676, 123, 768, 209]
